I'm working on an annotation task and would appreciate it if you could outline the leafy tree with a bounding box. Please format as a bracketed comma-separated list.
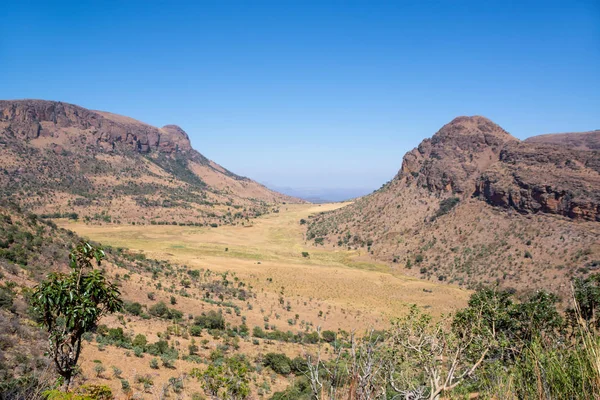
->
[453, 287, 563, 361]
[32, 242, 122, 390]
[569, 274, 600, 329]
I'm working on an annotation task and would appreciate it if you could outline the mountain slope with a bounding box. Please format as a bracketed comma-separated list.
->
[306, 117, 600, 294]
[524, 129, 600, 150]
[0, 99, 303, 225]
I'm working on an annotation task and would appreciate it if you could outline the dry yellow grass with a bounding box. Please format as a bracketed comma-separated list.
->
[59, 202, 470, 328]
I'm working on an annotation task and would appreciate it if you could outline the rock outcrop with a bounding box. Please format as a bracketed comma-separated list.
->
[0, 99, 193, 155]
[476, 137, 600, 222]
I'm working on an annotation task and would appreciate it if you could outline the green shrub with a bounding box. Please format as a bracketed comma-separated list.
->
[432, 197, 460, 220]
[263, 353, 292, 375]
[123, 301, 143, 316]
[43, 384, 112, 400]
[194, 310, 225, 330]
[132, 334, 147, 348]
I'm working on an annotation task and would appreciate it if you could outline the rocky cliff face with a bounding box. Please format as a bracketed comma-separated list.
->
[0, 99, 193, 154]
[475, 138, 600, 222]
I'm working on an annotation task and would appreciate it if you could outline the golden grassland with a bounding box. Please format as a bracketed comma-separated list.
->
[59, 202, 470, 328]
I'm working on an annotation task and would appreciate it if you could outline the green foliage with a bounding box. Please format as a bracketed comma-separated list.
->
[120, 379, 130, 392]
[43, 384, 112, 400]
[454, 287, 563, 360]
[148, 301, 183, 320]
[132, 333, 147, 348]
[321, 330, 336, 343]
[194, 310, 225, 330]
[189, 325, 203, 336]
[263, 353, 292, 375]
[123, 301, 142, 316]
[192, 355, 251, 399]
[570, 274, 600, 328]
[32, 242, 122, 389]
[270, 376, 312, 399]
[432, 197, 460, 220]
[0, 286, 14, 310]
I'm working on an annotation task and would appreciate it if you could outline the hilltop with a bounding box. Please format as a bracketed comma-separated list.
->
[0, 99, 303, 226]
[306, 116, 600, 295]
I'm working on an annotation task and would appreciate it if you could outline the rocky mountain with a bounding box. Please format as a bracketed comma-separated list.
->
[306, 117, 600, 295]
[0, 99, 302, 225]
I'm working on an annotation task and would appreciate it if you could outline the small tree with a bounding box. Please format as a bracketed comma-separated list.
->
[390, 305, 491, 400]
[32, 242, 122, 390]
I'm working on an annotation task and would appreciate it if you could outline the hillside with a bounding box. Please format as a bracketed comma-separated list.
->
[306, 117, 600, 295]
[0, 99, 303, 226]
[525, 129, 600, 150]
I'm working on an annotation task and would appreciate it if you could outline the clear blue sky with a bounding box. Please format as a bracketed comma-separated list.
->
[1, 1, 599, 190]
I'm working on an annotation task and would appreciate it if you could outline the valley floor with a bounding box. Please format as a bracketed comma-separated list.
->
[58, 202, 469, 331]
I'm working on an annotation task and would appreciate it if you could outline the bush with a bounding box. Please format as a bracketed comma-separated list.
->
[321, 330, 336, 343]
[189, 325, 203, 336]
[133, 346, 144, 357]
[161, 354, 176, 369]
[123, 301, 143, 316]
[264, 353, 292, 375]
[432, 197, 460, 220]
[43, 385, 113, 400]
[253, 326, 265, 338]
[149, 301, 169, 318]
[194, 310, 225, 330]
[120, 379, 130, 392]
[148, 301, 183, 320]
[0, 287, 14, 310]
[132, 334, 147, 348]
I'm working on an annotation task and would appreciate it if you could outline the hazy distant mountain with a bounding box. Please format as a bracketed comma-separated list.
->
[263, 185, 374, 203]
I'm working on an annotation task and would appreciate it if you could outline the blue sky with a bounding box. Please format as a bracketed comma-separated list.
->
[1, 1, 599, 190]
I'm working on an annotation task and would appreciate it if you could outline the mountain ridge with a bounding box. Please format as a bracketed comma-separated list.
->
[0, 99, 304, 225]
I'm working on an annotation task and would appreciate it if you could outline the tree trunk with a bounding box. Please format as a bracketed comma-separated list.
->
[61, 372, 72, 392]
